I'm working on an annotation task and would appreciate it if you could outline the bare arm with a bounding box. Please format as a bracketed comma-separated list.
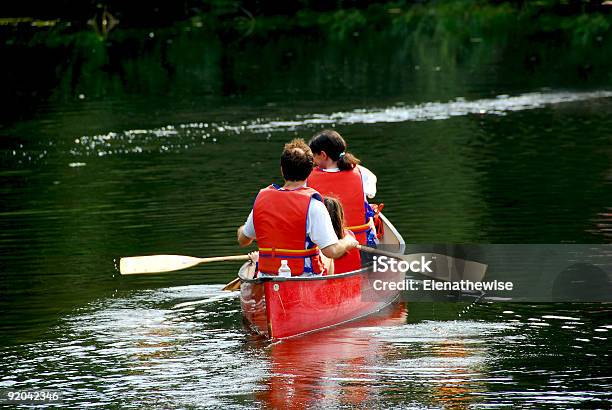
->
[320, 253, 334, 275]
[320, 235, 358, 259]
[237, 225, 254, 247]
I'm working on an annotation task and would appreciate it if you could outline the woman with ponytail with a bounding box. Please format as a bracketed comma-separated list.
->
[307, 129, 378, 246]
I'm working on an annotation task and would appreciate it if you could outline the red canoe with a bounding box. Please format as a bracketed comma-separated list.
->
[238, 214, 405, 340]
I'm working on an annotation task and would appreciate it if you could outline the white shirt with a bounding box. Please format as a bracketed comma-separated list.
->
[315, 165, 377, 199]
[242, 192, 339, 250]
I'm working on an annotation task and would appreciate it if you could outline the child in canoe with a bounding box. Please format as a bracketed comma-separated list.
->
[324, 197, 362, 274]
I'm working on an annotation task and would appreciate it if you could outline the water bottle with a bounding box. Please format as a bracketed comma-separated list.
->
[278, 260, 292, 278]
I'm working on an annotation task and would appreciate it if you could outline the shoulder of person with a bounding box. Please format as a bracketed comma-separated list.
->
[357, 165, 377, 185]
[357, 164, 376, 177]
[309, 197, 328, 213]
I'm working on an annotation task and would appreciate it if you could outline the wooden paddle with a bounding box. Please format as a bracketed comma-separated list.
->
[220, 246, 488, 292]
[222, 259, 258, 291]
[222, 277, 242, 291]
[358, 245, 488, 282]
[119, 254, 250, 275]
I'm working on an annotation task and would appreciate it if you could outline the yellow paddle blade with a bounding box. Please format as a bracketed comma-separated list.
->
[222, 277, 241, 291]
[119, 255, 204, 275]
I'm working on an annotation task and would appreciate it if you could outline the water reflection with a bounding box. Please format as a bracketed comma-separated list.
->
[429, 341, 479, 409]
[257, 303, 513, 409]
[0, 285, 610, 408]
[257, 303, 407, 409]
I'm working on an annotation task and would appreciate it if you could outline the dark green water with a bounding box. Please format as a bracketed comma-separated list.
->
[1, 19, 612, 408]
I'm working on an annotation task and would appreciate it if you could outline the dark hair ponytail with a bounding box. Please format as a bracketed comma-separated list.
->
[323, 197, 345, 239]
[309, 129, 360, 171]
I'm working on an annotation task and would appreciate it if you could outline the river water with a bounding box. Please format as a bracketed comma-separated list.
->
[1, 23, 612, 408]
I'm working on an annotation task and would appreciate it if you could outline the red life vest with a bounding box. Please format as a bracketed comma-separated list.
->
[253, 185, 325, 276]
[333, 230, 362, 274]
[307, 167, 370, 244]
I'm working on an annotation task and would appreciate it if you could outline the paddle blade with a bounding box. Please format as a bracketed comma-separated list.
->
[398, 253, 488, 282]
[222, 277, 241, 292]
[120, 255, 203, 275]
[360, 247, 488, 282]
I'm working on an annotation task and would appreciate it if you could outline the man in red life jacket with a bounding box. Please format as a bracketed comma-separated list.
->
[237, 139, 359, 277]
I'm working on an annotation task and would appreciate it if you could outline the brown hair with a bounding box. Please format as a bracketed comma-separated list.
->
[280, 138, 314, 181]
[309, 129, 360, 171]
[324, 196, 345, 239]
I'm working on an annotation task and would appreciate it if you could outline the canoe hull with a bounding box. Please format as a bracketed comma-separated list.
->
[240, 213, 405, 340]
[240, 264, 404, 339]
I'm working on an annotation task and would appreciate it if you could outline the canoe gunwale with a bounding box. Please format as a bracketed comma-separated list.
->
[239, 261, 376, 283]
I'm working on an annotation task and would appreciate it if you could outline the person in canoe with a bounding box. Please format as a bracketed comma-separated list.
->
[307, 129, 379, 246]
[323, 196, 362, 274]
[237, 138, 358, 277]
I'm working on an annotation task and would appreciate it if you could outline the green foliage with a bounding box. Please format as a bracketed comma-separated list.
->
[567, 14, 610, 46]
[316, 9, 367, 40]
[4, 0, 612, 103]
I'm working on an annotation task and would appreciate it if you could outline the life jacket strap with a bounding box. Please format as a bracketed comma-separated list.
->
[258, 246, 320, 259]
[347, 218, 373, 234]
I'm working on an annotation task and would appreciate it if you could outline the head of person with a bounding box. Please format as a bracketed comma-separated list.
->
[280, 138, 314, 182]
[309, 129, 360, 171]
[323, 196, 345, 239]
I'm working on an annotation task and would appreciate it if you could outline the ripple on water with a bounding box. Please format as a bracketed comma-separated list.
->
[0, 285, 267, 408]
[1, 294, 611, 408]
[10, 90, 602, 160]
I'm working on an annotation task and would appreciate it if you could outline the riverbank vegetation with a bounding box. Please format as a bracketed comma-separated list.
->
[2, 0, 611, 43]
[2, 1, 611, 112]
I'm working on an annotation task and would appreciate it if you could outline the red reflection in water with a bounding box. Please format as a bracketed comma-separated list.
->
[430, 342, 477, 409]
[255, 303, 407, 408]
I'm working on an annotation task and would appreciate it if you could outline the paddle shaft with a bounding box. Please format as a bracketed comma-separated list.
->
[358, 245, 404, 260]
[197, 255, 251, 263]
